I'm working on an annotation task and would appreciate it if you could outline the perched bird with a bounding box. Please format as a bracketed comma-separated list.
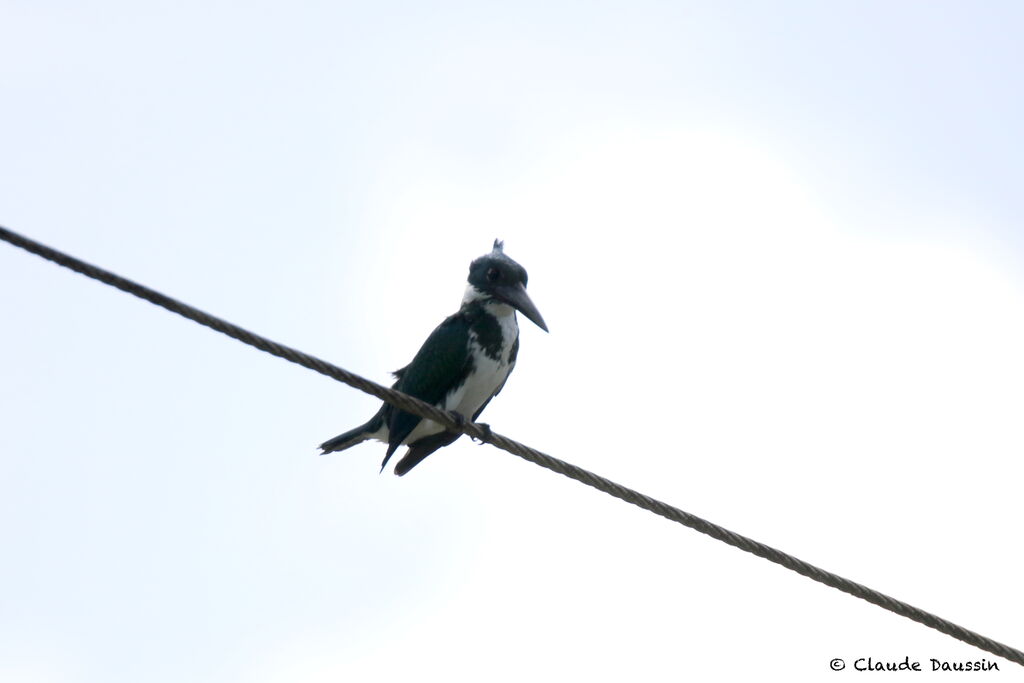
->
[320, 240, 547, 476]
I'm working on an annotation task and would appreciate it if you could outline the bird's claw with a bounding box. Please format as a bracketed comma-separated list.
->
[471, 422, 493, 444]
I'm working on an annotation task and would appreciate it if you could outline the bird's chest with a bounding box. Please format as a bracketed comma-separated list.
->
[446, 309, 519, 415]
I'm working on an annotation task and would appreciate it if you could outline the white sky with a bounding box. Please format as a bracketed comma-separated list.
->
[2, 2, 1023, 681]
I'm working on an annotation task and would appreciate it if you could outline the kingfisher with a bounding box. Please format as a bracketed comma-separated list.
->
[320, 240, 547, 476]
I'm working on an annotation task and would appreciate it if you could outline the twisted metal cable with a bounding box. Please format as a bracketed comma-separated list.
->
[2, 224, 1022, 667]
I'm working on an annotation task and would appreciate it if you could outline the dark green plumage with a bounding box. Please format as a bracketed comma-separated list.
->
[383, 311, 474, 466]
[381, 299, 520, 469]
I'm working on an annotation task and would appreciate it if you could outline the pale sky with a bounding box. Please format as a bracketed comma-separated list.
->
[2, 2, 1023, 681]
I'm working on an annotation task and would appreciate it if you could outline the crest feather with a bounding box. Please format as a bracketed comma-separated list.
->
[492, 239, 504, 253]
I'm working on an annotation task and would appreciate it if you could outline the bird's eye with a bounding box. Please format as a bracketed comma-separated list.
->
[486, 267, 500, 282]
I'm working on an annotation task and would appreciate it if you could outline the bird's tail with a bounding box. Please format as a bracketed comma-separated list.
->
[319, 413, 384, 454]
[393, 431, 462, 476]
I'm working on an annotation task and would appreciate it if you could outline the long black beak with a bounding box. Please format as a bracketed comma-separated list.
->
[495, 282, 548, 332]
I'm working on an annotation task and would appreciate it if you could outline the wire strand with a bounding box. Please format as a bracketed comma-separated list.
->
[2, 224, 1021, 667]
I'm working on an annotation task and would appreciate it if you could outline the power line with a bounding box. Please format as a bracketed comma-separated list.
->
[2, 224, 1022, 667]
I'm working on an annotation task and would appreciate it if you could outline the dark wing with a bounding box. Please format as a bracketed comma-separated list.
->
[381, 312, 473, 468]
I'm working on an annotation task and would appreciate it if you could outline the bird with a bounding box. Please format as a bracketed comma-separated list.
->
[320, 239, 548, 476]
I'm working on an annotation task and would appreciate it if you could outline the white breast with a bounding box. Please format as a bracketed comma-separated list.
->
[447, 302, 518, 416]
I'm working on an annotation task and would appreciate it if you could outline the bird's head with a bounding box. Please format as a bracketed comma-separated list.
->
[465, 239, 548, 332]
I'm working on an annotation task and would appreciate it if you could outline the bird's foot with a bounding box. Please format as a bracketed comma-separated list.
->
[447, 411, 492, 443]
[471, 422, 493, 444]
